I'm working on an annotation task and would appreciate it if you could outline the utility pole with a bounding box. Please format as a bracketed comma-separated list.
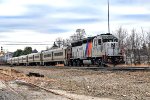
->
[108, 0, 110, 33]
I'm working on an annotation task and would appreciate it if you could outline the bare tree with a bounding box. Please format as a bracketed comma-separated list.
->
[56, 37, 63, 48]
[55, 38, 71, 47]
[125, 29, 136, 64]
[124, 36, 132, 64]
[146, 31, 150, 64]
[114, 27, 128, 63]
[115, 27, 128, 49]
[70, 33, 77, 42]
[55, 29, 85, 48]
[135, 33, 142, 64]
[127, 29, 144, 65]
[130, 29, 138, 64]
[124, 28, 150, 65]
[70, 29, 86, 42]
[46, 46, 50, 50]
[62, 39, 71, 47]
[76, 29, 86, 40]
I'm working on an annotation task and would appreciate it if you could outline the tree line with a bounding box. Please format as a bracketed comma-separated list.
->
[114, 27, 150, 64]
[13, 47, 38, 57]
[13, 28, 150, 65]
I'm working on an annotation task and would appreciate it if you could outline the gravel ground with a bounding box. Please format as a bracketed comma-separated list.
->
[0, 80, 70, 100]
[0, 81, 25, 100]
[1, 66, 150, 100]
[0, 89, 24, 100]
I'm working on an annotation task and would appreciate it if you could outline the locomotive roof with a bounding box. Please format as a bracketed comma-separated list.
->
[71, 33, 117, 43]
[71, 33, 118, 47]
[28, 52, 40, 55]
[100, 33, 118, 40]
[71, 36, 95, 44]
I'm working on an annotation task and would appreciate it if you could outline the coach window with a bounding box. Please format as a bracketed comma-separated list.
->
[29, 57, 32, 59]
[98, 39, 101, 45]
[35, 56, 39, 58]
[48, 54, 51, 57]
[54, 52, 63, 56]
[44, 54, 51, 58]
[47, 54, 51, 57]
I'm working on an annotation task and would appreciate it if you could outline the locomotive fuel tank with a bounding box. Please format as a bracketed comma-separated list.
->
[83, 60, 92, 65]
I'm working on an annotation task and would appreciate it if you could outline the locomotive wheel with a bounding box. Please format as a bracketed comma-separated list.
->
[68, 61, 73, 66]
[68, 62, 71, 66]
[73, 62, 77, 66]
[77, 60, 81, 67]
[63, 61, 67, 66]
[98, 60, 103, 67]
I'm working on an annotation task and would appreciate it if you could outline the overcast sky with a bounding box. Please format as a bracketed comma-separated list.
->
[0, 0, 150, 52]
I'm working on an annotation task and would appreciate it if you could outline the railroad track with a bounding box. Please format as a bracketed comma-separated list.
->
[41, 65, 150, 71]
[9, 65, 150, 72]
[3, 65, 150, 73]
[69, 66, 150, 71]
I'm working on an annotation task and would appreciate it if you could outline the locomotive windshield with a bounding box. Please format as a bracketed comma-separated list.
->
[101, 35, 118, 43]
[98, 39, 101, 45]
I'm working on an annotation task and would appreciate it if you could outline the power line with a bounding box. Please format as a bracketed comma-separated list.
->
[0, 41, 54, 43]
[0, 41, 54, 45]
[2, 44, 52, 45]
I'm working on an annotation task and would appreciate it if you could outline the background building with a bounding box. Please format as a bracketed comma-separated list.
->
[0, 52, 13, 65]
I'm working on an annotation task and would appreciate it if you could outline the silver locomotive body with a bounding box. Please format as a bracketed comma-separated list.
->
[69, 33, 124, 66]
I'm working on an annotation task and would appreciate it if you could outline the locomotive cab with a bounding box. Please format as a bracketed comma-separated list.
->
[101, 34, 124, 64]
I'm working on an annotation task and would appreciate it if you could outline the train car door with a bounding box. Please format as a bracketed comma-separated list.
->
[52, 52, 53, 60]
[33, 55, 34, 62]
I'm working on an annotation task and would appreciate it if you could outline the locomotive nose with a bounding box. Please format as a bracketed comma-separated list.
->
[105, 42, 119, 56]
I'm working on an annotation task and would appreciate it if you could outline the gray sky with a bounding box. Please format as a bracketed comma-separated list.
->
[0, 0, 150, 52]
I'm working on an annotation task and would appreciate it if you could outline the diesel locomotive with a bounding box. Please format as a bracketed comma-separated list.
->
[7, 33, 124, 66]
